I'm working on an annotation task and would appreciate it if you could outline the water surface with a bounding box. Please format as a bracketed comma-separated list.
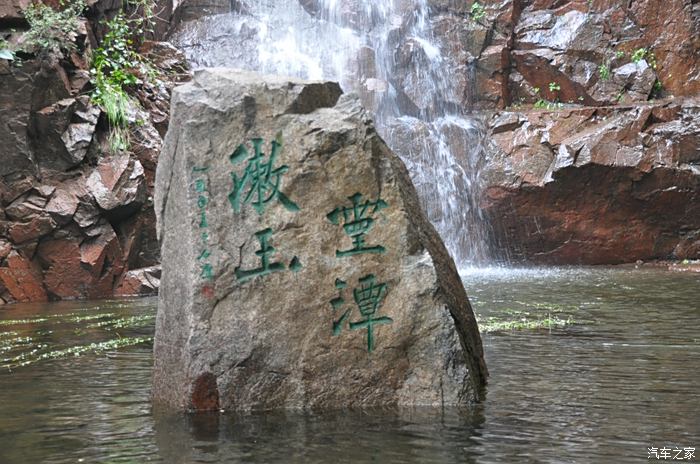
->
[0, 268, 698, 463]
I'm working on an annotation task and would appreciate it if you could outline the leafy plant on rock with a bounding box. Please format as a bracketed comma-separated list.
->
[599, 63, 610, 80]
[23, 0, 86, 56]
[470, 2, 486, 22]
[90, 12, 150, 153]
[631, 47, 657, 70]
[533, 86, 563, 110]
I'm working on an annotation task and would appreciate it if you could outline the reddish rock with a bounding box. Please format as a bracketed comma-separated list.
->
[7, 215, 56, 244]
[33, 222, 126, 300]
[5, 193, 47, 220]
[45, 181, 81, 224]
[483, 100, 700, 264]
[474, 0, 699, 108]
[80, 225, 126, 298]
[0, 176, 34, 205]
[37, 238, 92, 299]
[0, 0, 30, 21]
[0, 31, 183, 304]
[114, 265, 161, 296]
[0, 240, 11, 260]
[31, 96, 100, 171]
[86, 154, 147, 218]
[0, 251, 47, 302]
[0, 60, 39, 178]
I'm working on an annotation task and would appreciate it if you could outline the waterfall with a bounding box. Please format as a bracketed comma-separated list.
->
[171, 0, 493, 268]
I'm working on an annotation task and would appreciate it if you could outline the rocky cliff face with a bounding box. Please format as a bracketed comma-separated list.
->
[0, 0, 189, 303]
[2, 0, 698, 302]
[484, 100, 700, 264]
[168, 0, 700, 265]
[460, 0, 700, 264]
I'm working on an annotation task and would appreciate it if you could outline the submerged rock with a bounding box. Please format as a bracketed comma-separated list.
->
[153, 69, 487, 411]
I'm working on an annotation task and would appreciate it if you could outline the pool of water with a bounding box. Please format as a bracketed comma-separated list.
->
[0, 267, 698, 463]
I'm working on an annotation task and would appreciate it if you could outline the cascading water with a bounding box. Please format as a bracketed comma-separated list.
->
[172, 0, 493, 268]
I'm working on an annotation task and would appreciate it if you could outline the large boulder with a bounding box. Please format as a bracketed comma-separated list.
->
[153, 69, 487, 411]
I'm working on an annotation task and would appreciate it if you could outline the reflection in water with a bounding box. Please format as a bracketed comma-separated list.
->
[0, 268, 698, 463]
[154, 409, 485, 464]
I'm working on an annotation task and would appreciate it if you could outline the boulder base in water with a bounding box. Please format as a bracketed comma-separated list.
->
[152, 69, 487, 411]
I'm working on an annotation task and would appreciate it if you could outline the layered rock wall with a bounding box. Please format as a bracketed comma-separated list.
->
[0, 1, 188, 303]
[459, 0, 700, 264]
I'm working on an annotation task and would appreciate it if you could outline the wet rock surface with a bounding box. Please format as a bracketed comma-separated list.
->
[472, 0, 700, 108]
[153, 69, 487, 411]
[483, 100, 700, 264]
[0, 0, 190, 303]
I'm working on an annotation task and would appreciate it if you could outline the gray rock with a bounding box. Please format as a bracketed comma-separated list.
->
[32, 96, 100, 171]
[5, 193, 47, 220]
[86, 153, 147, 217]
[115, 265, 161, 296]
[73, 199, 101, 229]
[153, 69, 487, 412]
[45, 182, 80, 225]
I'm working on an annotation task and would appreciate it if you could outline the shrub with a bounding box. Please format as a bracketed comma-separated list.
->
[90, 12, 150, 153]
[23, 0, 86, 56]
[470, 2, 486, 22]
[631, 47, 657, 70]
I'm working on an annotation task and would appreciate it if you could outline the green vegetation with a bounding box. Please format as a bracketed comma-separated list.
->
[470, 2, 486, 22]
[2, 336, 152, 369]
[599, 63, 610, 80]
[631, 48, 646, 63]
[532, 85, 564, 110]
[87, 314, 155, 330]
[631, 47, 657, 70]
[478, 315, 575, 333]
[0, 318, 48, 326]
[90, 12, 150, 153]
[23, 0, 86, 56]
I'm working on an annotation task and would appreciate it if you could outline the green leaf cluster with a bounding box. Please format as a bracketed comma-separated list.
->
[631, 47, 657, 70]
[470, 2, 486, 22]
[90, 12, 150, 153]
[23, 0, 86, 56]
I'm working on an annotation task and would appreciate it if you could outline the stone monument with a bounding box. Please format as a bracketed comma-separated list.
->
[153, 69, 487, 411]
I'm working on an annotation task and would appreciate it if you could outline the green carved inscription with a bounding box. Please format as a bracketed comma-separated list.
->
[228, 138, 299, 215]
[327, 193, 388, 257]
[235, 229, 302, 283]
[193, 166, 214, 283]
[330, 274, 392, 352]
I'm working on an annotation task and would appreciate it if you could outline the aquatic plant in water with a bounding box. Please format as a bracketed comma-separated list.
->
[478, 316, 575, 333]
[2, 336, 153, 370]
